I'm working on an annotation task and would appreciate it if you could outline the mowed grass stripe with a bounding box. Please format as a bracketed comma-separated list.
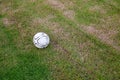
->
[46, 0, 120, 54]
[45, 0, 120, 79]
[52, 11, 120, 79]
[55, 0, 120, 51]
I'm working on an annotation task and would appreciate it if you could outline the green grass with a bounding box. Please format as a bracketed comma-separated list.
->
[0, 0, 120, 80]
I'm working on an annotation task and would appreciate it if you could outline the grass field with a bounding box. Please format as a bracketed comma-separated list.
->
[0, 0, 120, 80]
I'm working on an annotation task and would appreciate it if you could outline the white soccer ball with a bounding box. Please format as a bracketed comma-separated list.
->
[33, 32, 50, 48]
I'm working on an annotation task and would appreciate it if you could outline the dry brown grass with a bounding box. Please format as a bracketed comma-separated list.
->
[2, 18, 15, 26]
[82, 25, 120, 50]
[30, 0, 36, 2]
[32, 15, 71, 40]
[46, 0, 66, 10]
[89, 5, 106, 14]
[63, 10, 75, 20]
[46, 0, 75, 20]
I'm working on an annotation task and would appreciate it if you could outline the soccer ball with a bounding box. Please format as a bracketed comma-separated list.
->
[33, 32, 50, 48]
